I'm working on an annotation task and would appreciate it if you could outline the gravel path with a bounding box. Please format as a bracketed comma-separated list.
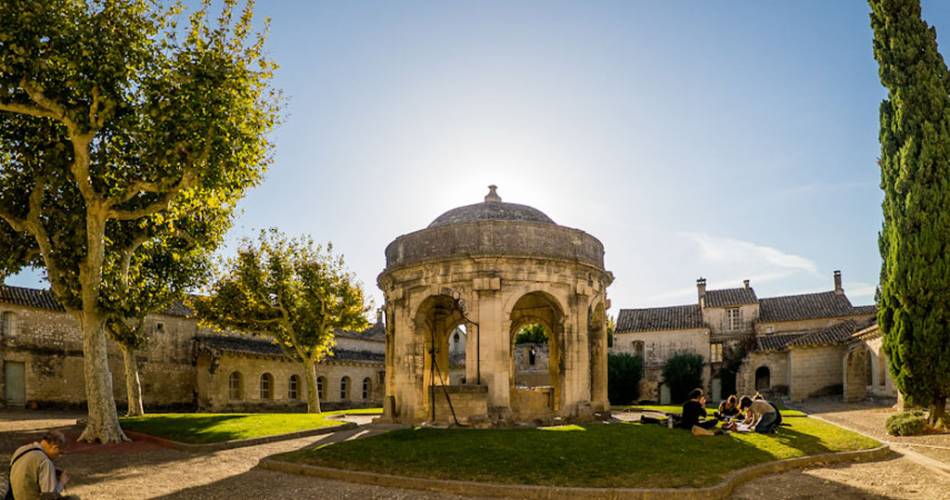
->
[3, 406, 949, 499]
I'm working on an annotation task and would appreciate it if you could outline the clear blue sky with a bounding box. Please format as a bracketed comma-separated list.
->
[9, 1, 950, 311]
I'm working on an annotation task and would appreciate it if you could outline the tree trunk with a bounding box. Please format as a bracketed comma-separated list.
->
[77, 311, 128, 443]
[930, 396, 947, 430]
[304, 358, 321, 413]
[120, 343, 144, 417]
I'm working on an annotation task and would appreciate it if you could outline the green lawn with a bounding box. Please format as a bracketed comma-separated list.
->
[277, 416, 878, 489]
[120, 408, 381, 444]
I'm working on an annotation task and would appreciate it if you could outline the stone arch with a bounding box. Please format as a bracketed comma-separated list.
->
[843, 346, 870, 402]
[755, 366, 771, 391]
[414, 294, 467, 419]
[508, 291, 565, 418]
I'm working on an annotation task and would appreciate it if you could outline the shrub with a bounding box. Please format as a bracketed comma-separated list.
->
[886, 410, 927, 436]
[515, 324, 548, 344]
[662, 353, 705, 403]
[608, 353, 643, 405]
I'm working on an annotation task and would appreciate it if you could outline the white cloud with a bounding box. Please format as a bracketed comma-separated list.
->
[681, 232, 819, 276]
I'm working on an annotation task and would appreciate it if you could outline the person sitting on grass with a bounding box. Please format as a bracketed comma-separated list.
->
[715, 395, 741, 421]
[736, 395, 779, 434]
[679, 388, 720, 436]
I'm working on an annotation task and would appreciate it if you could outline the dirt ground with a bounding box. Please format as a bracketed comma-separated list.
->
[2, 404, 949, 499]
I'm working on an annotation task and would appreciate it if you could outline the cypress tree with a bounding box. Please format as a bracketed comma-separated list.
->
[870, 0, 950, 429]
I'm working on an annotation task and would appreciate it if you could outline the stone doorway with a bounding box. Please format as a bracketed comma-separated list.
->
[4, 361, 25, 406]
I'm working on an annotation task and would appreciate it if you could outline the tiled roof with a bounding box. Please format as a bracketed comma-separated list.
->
[194, 335, 384, 362]
[0, 286, 63, 311]
[616, 304, 704, 333]
[851, 304, 877, 316]
[758, 291, 854, 322]
[336, 322, 385, 342]
[786, 320, 858, 348]
[704, 287, 757, 307]
[0, 285, 191, 317]
[755, 333, 803, 352]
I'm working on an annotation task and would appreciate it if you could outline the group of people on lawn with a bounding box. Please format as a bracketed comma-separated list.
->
[677, 388, 781, 436]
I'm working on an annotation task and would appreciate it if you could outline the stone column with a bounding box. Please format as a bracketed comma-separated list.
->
[474, 277, 509, 414]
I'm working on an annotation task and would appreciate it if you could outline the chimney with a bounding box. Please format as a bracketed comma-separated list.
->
[697, 277, 707, 305]
[376, 308, 384, 325]
[834, 270, 843, 295]
[743, 279, 750, 289]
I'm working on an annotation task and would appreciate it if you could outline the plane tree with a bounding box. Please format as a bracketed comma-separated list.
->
[0, 0, 278, 441]
[194, 229, 370, 414]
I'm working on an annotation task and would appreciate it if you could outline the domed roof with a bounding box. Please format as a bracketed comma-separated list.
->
[428, 185, 555, 228]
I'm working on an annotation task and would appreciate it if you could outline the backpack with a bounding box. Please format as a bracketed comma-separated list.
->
[4, 447, 43, 500]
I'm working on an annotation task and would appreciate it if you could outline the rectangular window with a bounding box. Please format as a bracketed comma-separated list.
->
[710, 343, 723, 363]
[727, 308, 742, 331]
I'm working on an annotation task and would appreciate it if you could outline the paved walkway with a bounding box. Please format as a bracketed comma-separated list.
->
[733, 399, 950, 500]
[2, 406, 949, 499]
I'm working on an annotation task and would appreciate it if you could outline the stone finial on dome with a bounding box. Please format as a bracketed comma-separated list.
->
[485, 184, 501, 203]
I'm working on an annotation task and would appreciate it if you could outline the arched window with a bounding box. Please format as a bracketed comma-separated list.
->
[453, 332, 460, 344]
[228, 372, 243, 400]
[340, 376, 350, 400]
[260, 373, 274, 400]
[631, 340, 644, 357]
[755, 366, 771, 391]
[317, 376, 326, 401]
[362, 377, 371, 400]
[288, 375, 300, 400]
[1, 311, 15, 337]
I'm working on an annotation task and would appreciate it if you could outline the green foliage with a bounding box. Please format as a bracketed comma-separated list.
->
[194, 228, 370, 365]
[607, 352, 643, 405]
[661, 352, 705, 404]
[606, 314, 615, 348]
[0, 0, 279, 441]
[885, 410, 928, 436]
[514, 323, 547, 344]
[870, 0, 950, 427]
[278, 417, 879, 489]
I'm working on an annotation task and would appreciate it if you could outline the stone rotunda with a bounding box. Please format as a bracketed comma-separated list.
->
[377, 186, 613, 425]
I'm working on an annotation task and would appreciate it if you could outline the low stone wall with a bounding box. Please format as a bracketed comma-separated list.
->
[432, 384, 488, 424]
[511, 386, 553, 420]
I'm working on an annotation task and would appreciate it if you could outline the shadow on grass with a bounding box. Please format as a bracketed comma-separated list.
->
[120, 415, 250, 444]
[278, 422, 809, 489]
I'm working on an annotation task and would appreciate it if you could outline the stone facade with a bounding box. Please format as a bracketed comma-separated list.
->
[0, 286, 385, 411]
[615, 272, 885, 404]
[377, 186, 612, 425]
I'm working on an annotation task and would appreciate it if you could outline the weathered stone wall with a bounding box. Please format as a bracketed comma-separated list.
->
[611, 328, 708, 368]
[788, 345, 846, 401]
[704, 303, 758, 336]
[0, 304, 196, 408]
[513, 343, 550, 387]
[431, 384, 488, 424]
[736, 351, 789, 398]
[195, 351, 383, 412]
[755, 313, 873, 335]
[336, 336, 385, 354]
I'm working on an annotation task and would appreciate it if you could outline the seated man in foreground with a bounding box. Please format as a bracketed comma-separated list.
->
[8, 430, 72, 499]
